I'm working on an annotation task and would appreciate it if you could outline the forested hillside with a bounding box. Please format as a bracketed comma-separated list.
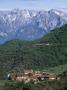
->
[0, 24, 67, 79]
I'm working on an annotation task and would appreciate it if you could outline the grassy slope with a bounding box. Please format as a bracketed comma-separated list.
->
[0, 24, 67, 79]
[47, 64, 67, 75]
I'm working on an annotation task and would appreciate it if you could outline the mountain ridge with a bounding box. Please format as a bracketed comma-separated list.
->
[0, 9, 67, 44]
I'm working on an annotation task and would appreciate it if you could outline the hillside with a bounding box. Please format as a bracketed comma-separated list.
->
[0, 24, 67, 79]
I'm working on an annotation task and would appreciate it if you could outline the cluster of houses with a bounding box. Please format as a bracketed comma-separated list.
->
[7, 69, 59, 84]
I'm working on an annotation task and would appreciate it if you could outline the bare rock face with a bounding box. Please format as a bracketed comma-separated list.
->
[0, 9, 67, 44]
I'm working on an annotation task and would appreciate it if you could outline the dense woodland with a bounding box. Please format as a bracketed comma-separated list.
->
[0, 24, 67, 79]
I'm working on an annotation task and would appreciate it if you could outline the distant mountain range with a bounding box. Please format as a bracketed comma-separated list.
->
[0, 9, 67, 44]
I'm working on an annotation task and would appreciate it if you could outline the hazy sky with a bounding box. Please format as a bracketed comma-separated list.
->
[0, 0, 67, 12]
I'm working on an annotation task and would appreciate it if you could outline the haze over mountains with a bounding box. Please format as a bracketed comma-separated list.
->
[0, 9, 67, 44]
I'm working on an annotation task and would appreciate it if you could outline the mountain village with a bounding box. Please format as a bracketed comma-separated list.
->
[7, 69, 60, 84]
